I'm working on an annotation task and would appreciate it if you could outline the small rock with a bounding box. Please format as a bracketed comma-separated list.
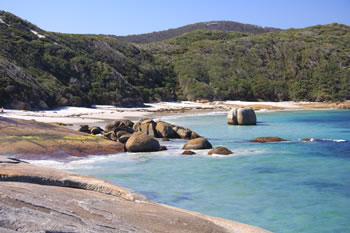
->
[208, 147, 233, 155]
[159, 146, 168, 151]
[116, 130, 130, 138]
[161, 138, 170, 141]
[103, 131, 117, 141]
[90, 126, 103, 135]
[251, 137, 286, 143]
[191, 131, 201, 139]
[183, 137, 212, 150]
[118, 134, 131, 144]
[78, 125, 90, 133]
[301, 138, 313, 141]
[181, 150, 196, 155]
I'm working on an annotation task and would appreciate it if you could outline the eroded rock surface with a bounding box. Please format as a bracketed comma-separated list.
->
[0, 159, 272, 233]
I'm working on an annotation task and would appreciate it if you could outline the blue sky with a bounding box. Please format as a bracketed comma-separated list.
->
[1, 0, 350, 35]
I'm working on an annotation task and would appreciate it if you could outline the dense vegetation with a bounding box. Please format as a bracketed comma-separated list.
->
[116, 21, 280, 43]
[142, 26, 350, 101]
[0, 11, 349, 109]
[0, 11, 174, 109]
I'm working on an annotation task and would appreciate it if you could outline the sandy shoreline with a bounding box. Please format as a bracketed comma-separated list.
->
[1, 100, 349, 127]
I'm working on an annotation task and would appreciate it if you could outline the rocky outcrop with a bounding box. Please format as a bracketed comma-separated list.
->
[183, 137, 212, 150]
[227, 108, 256, 125]
[0, 117, 124, 158]
[125, 132, 160, 152]
[208, 146, 233, 155]
[0, 159, 272, 233]
[251, 137, 286, 143]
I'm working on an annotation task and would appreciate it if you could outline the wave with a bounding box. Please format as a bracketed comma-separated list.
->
[300, 138, 348, 143]
[25, 153, 123, 170]
[157, 111, 225, 121]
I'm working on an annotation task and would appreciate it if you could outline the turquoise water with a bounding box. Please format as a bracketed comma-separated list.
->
[40, 110, 350, 233]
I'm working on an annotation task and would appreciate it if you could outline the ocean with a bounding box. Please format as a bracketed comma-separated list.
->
[31, 110, 350, 233]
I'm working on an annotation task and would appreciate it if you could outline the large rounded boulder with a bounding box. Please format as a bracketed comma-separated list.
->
[208, 146, 233, 155]
[227, 108, 256, 125]
[126, 132, 160, 152]
[183, 137, 212, 150]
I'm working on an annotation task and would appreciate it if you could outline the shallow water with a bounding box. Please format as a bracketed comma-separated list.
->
[31, 110, 350, 233]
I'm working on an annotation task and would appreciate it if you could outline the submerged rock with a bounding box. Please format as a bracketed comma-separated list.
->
[126, 132, 160, 152]
[301, 138, 313, 141]
[251, 137, 286, 143]
[227, 108, 256, 125]
[183, 137, 212, 150]
[181, 150, 196, 155]
[208, 147, 233, 155]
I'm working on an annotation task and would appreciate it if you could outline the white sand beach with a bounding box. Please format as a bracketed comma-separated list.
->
[2, 101, 349, 127]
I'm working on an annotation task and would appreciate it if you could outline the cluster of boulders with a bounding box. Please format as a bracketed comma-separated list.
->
[77, 109, 291, 156]
[78, 125, 104, 135]
[77, 118, 234, 156]
[101, 119, 201, 144]
[78, 119, 227, 154]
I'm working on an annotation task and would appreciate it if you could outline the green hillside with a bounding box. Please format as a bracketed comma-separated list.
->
[0, 11, 173, 109]
[0, 11, 349, 109]
[141, 25, 350, 101]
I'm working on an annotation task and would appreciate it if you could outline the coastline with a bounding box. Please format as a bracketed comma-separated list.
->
[1, 100, 349, 160]
[2, 100, 349, 129]
[1, 101, 349, 232]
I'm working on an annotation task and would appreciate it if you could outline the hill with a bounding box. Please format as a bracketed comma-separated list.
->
[0, 11, 174, 109]
[116, 21, 281, 43]
[140, 25, 350, 101]
[0, 11, 349, 109]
